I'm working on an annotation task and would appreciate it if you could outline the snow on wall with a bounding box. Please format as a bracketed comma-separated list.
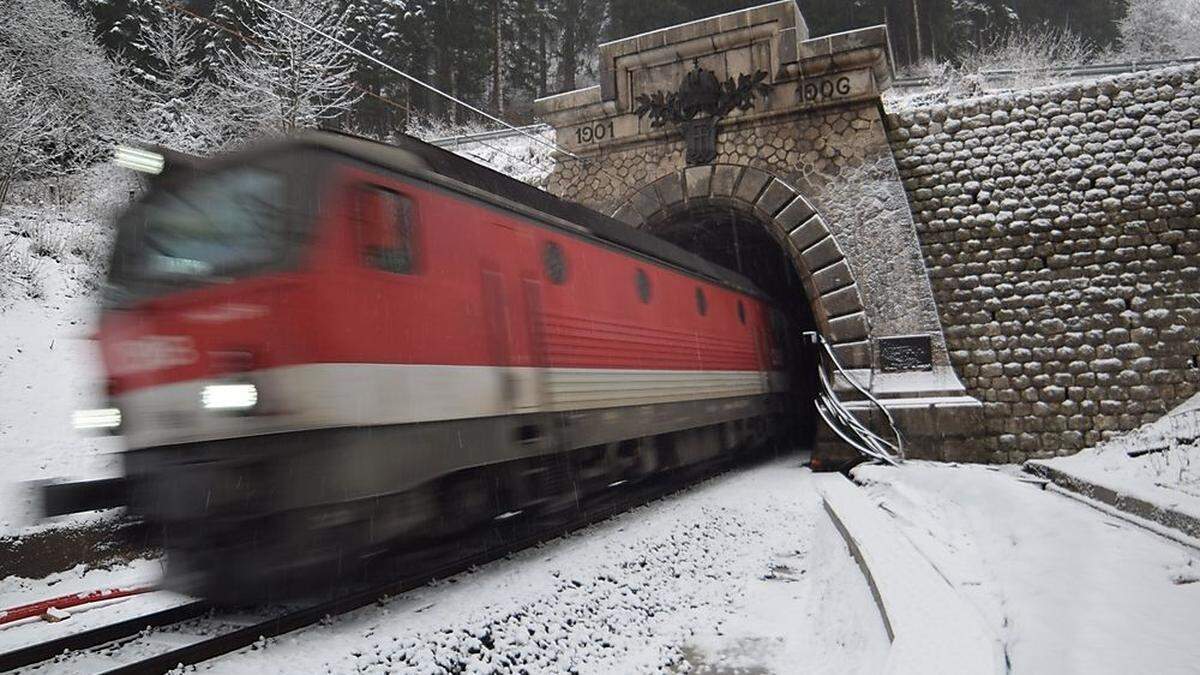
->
[888, 65, 1200, 462]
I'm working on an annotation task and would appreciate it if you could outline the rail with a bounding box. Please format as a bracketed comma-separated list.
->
[805, 331, 904, 466]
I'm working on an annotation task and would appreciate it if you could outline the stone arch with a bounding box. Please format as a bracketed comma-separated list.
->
[609, 164, 872, 369]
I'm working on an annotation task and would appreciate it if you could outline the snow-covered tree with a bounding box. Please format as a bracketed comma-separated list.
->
[217, 0, 362, 134]
[85, 0, 171, 85]
[122, 11, 225, 154]
[1119, 0, 1200, 59]
[0, 0, 122, 210]
[0, 64, 74, 213]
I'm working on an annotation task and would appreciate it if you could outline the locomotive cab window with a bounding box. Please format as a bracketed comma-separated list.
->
[355, 186, 416, 274]
[696, 287, 708, 316]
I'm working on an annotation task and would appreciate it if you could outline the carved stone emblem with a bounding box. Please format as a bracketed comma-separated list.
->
[635, 61, 769, 165]
[683, 118, 718, 164]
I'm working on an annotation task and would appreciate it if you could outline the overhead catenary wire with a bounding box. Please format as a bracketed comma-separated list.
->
[160, 0, 561, 184]
[245, 0, 640, 194]
[163, 1, 413, 117]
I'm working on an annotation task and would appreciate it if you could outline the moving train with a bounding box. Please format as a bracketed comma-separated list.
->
[81, 131, 797, 600]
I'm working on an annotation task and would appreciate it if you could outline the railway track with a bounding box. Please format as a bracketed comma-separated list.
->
[2, 446, 783, 674]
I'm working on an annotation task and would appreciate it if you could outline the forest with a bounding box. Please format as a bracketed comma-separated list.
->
[80, 0, 1198, 129]
[0, 0, 1196, 212]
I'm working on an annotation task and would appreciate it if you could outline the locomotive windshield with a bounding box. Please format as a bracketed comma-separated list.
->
[106, 163, 290, 304]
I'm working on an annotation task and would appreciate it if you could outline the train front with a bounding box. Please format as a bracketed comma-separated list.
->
[90, 143, 347, 600]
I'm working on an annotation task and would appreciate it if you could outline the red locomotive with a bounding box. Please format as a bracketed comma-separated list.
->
[88, 131, 793, 599]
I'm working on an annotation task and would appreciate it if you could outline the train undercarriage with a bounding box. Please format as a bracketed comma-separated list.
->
[125, 394, 790, 603]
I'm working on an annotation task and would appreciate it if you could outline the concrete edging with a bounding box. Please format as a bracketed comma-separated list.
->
[1024, 460, 1200, 542]
[817, 474, 1004, 675]
[0, 516, 154, 579]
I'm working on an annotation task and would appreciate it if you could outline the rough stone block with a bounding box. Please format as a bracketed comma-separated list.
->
[802, 235, 844, 272]
[684, 166, 713, 200]
[820, 283, 864, 319]
[629, 186, 662, 218]
[828, 312, 869, 343]
[710, 165, 742, 197]
[831, 340, 871, 368]
[787, 214, 829, 252]
[612, 204, 642, 227]
[733, 167, 771, 204]
[756, 179, 796, 216]
[775, 196, 816, 231]
[813, 260, 855, 294]
[655, 173, 684, 207]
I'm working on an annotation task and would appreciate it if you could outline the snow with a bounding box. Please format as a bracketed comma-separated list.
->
[818, 475, 1002, 675]
[853, 461, 1200, 675]
[1030, 393, 1200, 525]
[427, 124, 555, 186]
[0, 205, 121, 534]
[0, 557, 187, 652]
[190, 456, 889, 674]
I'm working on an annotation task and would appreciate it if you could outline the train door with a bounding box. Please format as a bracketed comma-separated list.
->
[479, 223, 546, 416]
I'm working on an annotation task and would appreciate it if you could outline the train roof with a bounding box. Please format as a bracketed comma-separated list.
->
[294, 130, 768, 300]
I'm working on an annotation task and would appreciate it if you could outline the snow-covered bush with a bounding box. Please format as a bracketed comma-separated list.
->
[887, 24, 1096, 108]
[958, 24, 1096, 89]
[405, 113, 555, 187]
[28, 222, 64, 262]
[1118, 0, 1200, 59]
[405, 115, 495, 144]
[0, 237, 43, 301]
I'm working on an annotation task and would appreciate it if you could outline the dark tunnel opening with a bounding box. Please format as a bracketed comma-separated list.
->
[644, 203, 820, 448]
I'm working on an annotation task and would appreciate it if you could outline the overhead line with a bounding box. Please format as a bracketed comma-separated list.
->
[248, 0, 567, 161]
[160, 0, 558, 183]
[246, 0, 640, 193]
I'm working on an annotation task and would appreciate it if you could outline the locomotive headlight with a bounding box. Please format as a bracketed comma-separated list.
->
[201, 383, 259, 411]
[72, 407, 122, 431]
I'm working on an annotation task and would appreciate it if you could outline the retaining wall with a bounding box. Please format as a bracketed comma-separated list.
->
[888, 65, 1200, 462]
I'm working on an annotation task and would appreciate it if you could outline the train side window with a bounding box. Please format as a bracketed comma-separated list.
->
[695, 287, 708, 316]
[635, 268, 651, 303]
[737, 300, 746, 324]
[543, 241, 567, 284]
[355, 186, 415, 274]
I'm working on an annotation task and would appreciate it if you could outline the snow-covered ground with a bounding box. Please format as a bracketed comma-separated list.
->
[429, 125, 555, 186]
[0, 204, 122, 534]
[1033, 393, 1200, 524]
[0, 557, 190, 651]
[854, 461, 1200, 675]
[178, 456, 887, 674]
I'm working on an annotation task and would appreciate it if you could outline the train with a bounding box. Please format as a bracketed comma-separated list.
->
[76, 130, 799, 601]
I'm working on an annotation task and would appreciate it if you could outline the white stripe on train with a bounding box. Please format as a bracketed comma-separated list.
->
[116, 363, 789, 449]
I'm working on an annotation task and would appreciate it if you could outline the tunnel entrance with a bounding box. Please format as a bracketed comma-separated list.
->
[644, 203, 820, 448]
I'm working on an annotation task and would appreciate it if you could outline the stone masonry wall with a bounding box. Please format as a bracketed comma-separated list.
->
[889, 65, 1200, 462]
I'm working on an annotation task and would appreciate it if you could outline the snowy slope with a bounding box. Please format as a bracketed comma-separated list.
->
[853, 462, 1200, 675]
[0, 205, 121, 534]
[1032, 393, 1200, 524]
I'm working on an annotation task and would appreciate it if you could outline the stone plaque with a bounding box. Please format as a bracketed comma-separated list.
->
[878, 335, 933, 372]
